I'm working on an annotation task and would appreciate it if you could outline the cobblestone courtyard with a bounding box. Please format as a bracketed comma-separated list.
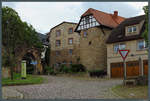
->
[4, 76, 123, 99]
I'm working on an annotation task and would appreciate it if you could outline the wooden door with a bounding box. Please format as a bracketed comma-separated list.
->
[143, 60, 148, 76]
[126, 61, 139, 77]
[111, 62, 123, 78]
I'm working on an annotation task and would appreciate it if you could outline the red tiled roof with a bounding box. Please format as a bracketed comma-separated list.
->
[82, 8, 125, 28]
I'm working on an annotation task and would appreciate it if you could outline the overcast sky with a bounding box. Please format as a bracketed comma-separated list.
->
[2, 2, 148, 34]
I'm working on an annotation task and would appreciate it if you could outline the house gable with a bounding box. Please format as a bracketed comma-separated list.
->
[106, 15, 146, 44]
[76, 15, 100, 31]
[75, 8, 125, 32]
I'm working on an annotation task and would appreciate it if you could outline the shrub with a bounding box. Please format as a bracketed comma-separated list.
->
[136, 76, 148, 85]
[70, 64, 86, 73]
[45, 66, 56, 75]
[88, 69, 107, 78]
[59, 65, 70, 73]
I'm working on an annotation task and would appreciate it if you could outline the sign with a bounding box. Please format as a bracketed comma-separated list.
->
[119, 50, 129, 81]
[21, 60, 26, 79]
[30, 61, 37, 65]
[119, 50, 129, 60]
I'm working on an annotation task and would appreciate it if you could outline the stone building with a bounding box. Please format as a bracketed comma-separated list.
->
[75, 8, 125, 70]
[106, 15, 148, 78]
[49, 22, 80, 67]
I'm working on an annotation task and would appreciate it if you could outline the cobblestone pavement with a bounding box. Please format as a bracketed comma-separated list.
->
[2, 87, 23, 99]
[5, 76, 123, 99]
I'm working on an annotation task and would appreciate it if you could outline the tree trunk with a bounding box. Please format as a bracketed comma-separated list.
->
[10, 66, 13, 80]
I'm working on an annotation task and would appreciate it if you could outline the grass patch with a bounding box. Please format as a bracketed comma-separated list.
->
[2, 73, 44, 86]
[112, 85, 148, 99]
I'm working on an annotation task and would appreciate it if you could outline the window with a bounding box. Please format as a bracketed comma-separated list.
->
[114, 44, 119, 53]
[127, 26, 137, 33]
[68, 28, 73, 34]
[70, 61, 72, 64]
[119, 43, 126, 50]
[69, 49, 73, 55]
[137, 40, 147, 50]
[85, 16, 90, 24]
[133, 26, 137, 32]
[127, 27, 132, 33]
[56, 30, 61, 37]
[114, 43, 126, 53]
[83, 31, 87, 37]
[56, 51, 60, 56]
[68, 38, 73, 45]
[56, 40, 61, 46]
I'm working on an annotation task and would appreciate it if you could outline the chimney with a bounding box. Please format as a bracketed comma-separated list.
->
[113, 11, 118, 18]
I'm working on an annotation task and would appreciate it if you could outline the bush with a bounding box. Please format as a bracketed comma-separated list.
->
[59, 65, 71, 73]
[45, 66, 56, 75]
[136, 76, 148, 85]
[70, 64, 86, 73]
[88, 69, 107, 78]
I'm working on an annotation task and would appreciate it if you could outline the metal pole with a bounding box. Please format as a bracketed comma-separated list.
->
[123, 59, 126, 80]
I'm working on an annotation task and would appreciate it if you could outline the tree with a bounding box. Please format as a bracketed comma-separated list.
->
[2, 6, 43, 80]
[142, 5, 148, 45]
[45, 46, 50, 66]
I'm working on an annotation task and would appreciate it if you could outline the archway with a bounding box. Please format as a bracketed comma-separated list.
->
[22, 52, 36, 74]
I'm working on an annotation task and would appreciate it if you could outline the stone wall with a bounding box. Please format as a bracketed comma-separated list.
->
[2, 67, 11, 78]
[79, 27, 112, 70]
[50, 22, 80, 67]
[13, 48, 43, 74]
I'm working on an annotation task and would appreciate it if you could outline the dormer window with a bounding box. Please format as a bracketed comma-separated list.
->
[127, 26, 137, 33]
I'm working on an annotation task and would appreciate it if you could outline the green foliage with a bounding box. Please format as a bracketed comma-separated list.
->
[2, 73, 44, 86]
[142, 5, 148, 45]
[2, 6, 43, 66]
[59, 64, 71, 73]
[2, 6, 43, 80]
[45, 46, 50, 66]
[70, 64, 86, 73]
[45, 66, 56, 75]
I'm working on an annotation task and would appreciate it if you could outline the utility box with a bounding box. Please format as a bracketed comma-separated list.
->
[21, 60, 26, 79]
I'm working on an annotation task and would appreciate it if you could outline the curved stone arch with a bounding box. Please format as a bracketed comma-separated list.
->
[15, 48, 43, 74]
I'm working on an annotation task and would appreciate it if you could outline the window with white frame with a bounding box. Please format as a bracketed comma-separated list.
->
[114, 44, 119, 53]
[119, 43, 126, 49]
[68, 38, 73, 45]
[114, 43, 126, 53]
[127, 26, 137, 33]
[137, 40, 147, 50]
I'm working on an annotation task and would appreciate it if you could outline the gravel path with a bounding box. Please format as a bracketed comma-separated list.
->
[5, 76, 123, 99]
